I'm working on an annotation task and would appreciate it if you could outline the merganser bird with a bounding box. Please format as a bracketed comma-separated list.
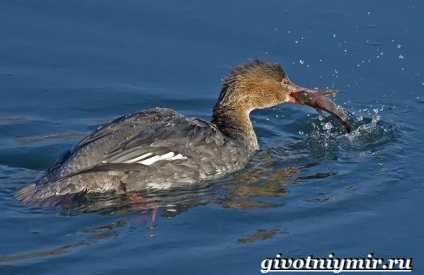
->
[15, 60, 351, 207]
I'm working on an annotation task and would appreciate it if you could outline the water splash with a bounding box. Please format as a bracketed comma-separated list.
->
[306, 104, 397, 154]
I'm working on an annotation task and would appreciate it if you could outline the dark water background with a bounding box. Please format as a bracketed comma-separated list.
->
[0, 1, 423, 274]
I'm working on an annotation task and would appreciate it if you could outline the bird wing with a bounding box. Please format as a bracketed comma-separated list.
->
[73, 107, 182, 151]
[41, 108, 228, 182]
[39, 108, 182, 181]
[102, 115, 226, 164]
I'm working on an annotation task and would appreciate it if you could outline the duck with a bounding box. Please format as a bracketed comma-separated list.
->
[15, 60, 351, 207]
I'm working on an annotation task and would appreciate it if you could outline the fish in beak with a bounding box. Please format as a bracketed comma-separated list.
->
[287, 84, 352, 133]
[281, 75, 352, 133]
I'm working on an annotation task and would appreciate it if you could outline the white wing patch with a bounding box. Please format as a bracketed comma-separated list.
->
[123, 153, 153, 164]
[124, 151, 187, 166]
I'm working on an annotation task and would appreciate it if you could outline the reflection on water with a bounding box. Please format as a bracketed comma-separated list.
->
[222, 158, 294, 209]
[238, 226, 281, 244]
[0, 220, 127, 263]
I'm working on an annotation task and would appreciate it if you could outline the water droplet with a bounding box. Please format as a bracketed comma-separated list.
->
[295, 40, 299, 44]
[323, 122, 333, 130]
[299, 59, 305, 65]
[298, 131, 304, 135]
[397, 44, 402, 49]
[398, 54, 404, 59]
[332, 34, 336, 38]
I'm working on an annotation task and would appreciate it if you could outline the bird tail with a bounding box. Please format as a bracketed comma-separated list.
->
[15, 183, 87, 207]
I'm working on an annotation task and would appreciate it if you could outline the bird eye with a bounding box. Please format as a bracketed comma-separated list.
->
[282, 78, 290, 85]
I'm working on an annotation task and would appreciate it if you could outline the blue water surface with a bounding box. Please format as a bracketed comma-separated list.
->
[0, 0, 423, 274]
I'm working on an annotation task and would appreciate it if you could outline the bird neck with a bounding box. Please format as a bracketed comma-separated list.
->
[211, 104, 259, 156]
